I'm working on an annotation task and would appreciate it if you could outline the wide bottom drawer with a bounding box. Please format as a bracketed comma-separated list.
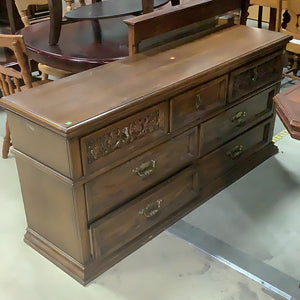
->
[198, 118, 274, 184]
[89, 167, 199, 259]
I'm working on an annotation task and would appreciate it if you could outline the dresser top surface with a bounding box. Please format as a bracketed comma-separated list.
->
[0, 25, 290, 136]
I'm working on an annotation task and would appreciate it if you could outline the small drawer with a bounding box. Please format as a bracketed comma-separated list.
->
[85, 127, 198, 222]
[170, 75, 227, 131]
[199, 84, 278, 156]
[89, 167, 199, 259]
[198, 119, 273, 184]
[228, 51, 283, 103]
[81, 102, 168, 175]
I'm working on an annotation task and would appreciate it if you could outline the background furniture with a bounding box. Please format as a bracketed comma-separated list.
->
[0, 0, 291, 285]
[14, 0, 76, 78]
[64, 0, 172, 21]
[280, 0, 300, 78]
[274, 83, 300, 140]
[0, 34, 49, 158]
[0, 0, 10, 24]
[250, 0, 284, 31]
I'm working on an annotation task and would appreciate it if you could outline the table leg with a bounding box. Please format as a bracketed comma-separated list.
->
[269, 7, 276, 31]
[258, 6, 263, 28]
[48, 0, 62, 45]
[5, 0, 23, 33]
[91, 19, 102, 41]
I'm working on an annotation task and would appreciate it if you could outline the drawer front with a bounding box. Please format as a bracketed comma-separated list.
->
[228, 51, 283, 103]
[199, 84, 278, 156]
[198, 119, 273, 184]
[90, 167, 198, 259]
[81, 102, 168, 175]
[170, 75, 227, 131]
[85, 128, 198, 222]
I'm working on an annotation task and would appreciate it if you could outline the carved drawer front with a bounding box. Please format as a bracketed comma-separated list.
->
[170, 75, 227, 131]
[81, 103, 168, 175]
[89, 167, 198, 259]
[199, 84, 278, 156]
[228, 51, 283, 103]
[198, 119, 273, 184]
[85, 127, 198, 223]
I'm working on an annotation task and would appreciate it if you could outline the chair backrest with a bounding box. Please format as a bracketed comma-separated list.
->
[14, 0, 49, 27]
[250, 0, 283, 31]
[0, 34, 32, 96]
[124, 0, 250, 56]
[281, 0, 300, 38]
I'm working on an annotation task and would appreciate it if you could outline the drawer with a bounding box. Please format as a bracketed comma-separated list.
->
[170, 75, 227, 131]
[198, 118, 273, 184]
[89, 167, 199, 259]
[85, 127, 198, 222]
[228, 51, 283, 103]
[81, 102, 168, 175]
[199, 84, 278, 156]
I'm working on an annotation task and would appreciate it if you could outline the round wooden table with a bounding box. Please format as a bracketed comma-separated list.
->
[21, 17, 130, 73]
[65, 0, 170, 20]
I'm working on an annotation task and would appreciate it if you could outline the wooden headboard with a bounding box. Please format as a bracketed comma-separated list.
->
[124, 0, 250, 55]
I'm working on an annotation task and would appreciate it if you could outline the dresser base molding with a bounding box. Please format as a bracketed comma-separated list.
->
[24, 228, 87, 285]
[24, 143, 278, 285]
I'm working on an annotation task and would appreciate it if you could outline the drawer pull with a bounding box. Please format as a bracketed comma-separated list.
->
[133, 160, 156, 177]
[195, 94, 203, 110]
[227, 145, 244, 160]
[139, 199, 162, 218]
[231, 111, 247, 125]
[251, 68, 258, 82]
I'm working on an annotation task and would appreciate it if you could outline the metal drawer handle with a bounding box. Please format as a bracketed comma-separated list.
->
[139, 199, 162, 218]
[251, 68, 258, 82]
[195, 94, 203, 110]
[133, 160, 156, 177]
[231, 111, 247, 125]
[227, 145, 244, 160]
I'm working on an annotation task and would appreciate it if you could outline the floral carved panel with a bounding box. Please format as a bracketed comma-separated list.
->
[86, 110, 160, 164]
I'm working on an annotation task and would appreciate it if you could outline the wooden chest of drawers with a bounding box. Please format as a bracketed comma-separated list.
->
[0, 25, 290, 285]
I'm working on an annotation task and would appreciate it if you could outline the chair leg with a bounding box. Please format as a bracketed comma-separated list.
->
[292, 54, 300, 77]
[41, 72, 49, 80]
[2, 119, 11, 159]
[258, 6, 263, 28]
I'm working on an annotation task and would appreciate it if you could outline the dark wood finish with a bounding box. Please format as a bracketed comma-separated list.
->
[5, 0, 23, 33]
[200, 84, 279, 156]
[228, 51, 283, 102]
[125, 0, 249, 55]
[81, 102, 168, 175]
[64, 0, 170, 20]
[0, 4, 291, 285]
[274, 83, 300, 140]
[170, 75, 227, 132]
[1, 26, 289, 135]
[0, 0, 9, 23]
[90, 166, 198, 259]
[85, 127, 198, 223]
[19, 18, 129, 73]
[198, 118, 274, 184]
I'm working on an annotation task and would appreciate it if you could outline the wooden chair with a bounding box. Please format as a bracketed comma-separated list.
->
[0, 34, 49, 158]
[249, 0, 284, 31]
[14, 0, 87, 79]
[280, 0, 300, 79]
[124, 0, 249, 56]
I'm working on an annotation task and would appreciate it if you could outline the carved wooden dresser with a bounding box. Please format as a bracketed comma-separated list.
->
[0, 25, 290, 285]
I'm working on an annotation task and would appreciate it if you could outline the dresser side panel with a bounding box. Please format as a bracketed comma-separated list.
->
[15, 154, 89, 264]
[7, 112, 72, 178]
